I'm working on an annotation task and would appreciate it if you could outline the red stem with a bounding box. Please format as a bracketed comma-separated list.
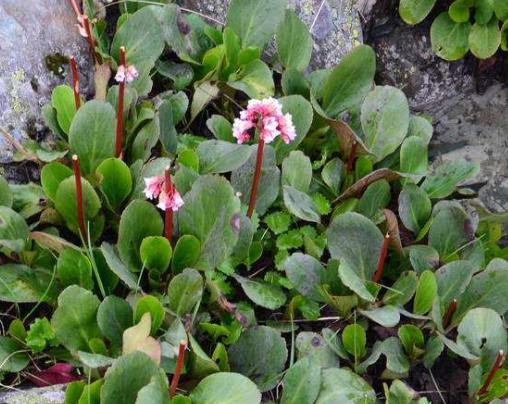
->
[478, 350, 505, 396]
[442, 299, 458, 329]
[347, 141, 358, 173]
[82, 15, 97, 64]
[115, 47, 126, 158]
[69, 0, 81, 17]
[69, 56, 80, 110]
[72, 155, 87, 240]
[372, 233, 390, 283]
[164, 167, 173, 243]
[247, 139, 264, 218]
[170, 340, 187, 397]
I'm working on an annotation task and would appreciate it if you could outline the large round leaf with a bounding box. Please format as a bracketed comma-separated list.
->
[469, 19, 501, 59]
[327, 212, 384, 281]
[283, 253, 326, 301]
[399, 0, 437, 24]
[360, 86, 410, 162]
[96, 158, 132, 210]
[190, 372, 261, 404]
[431, 12, 470, 61]
[118, 200, 163, 272]
[68, 100, 115, 174]
[167, 268, 203, 316]
[315, 368, 376, 403]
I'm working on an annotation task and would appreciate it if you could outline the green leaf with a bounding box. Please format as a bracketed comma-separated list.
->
[338, 261, 376, 302]
[283, 186, 320, 223]
[168, 268, 203, 316]
[280, 358, 321, 404]
[321, 158, 343, 195]
[264, 211, 291, 235]
[275, 95, 314, 162]
[398, 324, 424, 355]
[361, 86, 410, 162]
[321, 45, 376, 118]
[102, 351, 160, 404]
[359, 305, 401, 328]
[276, 10, 312, 71]
[228, 326, 288, 391]
[454, 258, 508, 322]
[408, 245, 440, 274]
[235, 275, 287, 309]
[399, 0, 437, 24]
[101, 242, 140, 290]
[435, 260, 476, 308]
[398, 184, 432, 234]
[191, 81, 220, 122]
[97, 158, 132, 210]
[57, 247, 93, 290]
[135, 371, 170, 404]
[469, 19, 501, 59]
[383, 271, 418, 306]
[408, 115, 433, 145]
[400, 136, 428, 177]
[494, 0, 508, 19]
[231, 145, 280, 216]
[428, 204, 470, 257]
[449, 0, 474, 22]
[296, 331, 341, 368]
[206, 115, 235, 142]
[475, 0, 495, 23]
[327, 212, 384, 282]
[283, 253, 326, 302]
[134, 295, 165, 334]
[342, 324, 366, 359]
[140, 236, 172, 273]
[97, 296, 133, 346]
[40, 162, 73, 202]
[197, 140, 254, 174]
[413, 270, 437, 315]
[0, 264, 53, 303]
[228, 59, 275, 99]
[0, 175, 13, 207]
[172, 235, 201, 274]
[357, 337, 410, 375]
[51, 85, 76, 135]
[78, 379, 104, 404]
[0, 206, 29, 252]
[111, 6, 165, 78]
[226, 0, 287, 49]
[430, 12, 470, 61]
[315, 368, 376, 403]
[190, 372, 261, 404]
[68, 100, 116, 174]
[282, 151, 312, 193]
[118, 200, 163, 271]
[281, 68, 310, 97]
[26, 318, 56, 353]
[10, 183, 47, 219]
[0, 336, 29, 372]
[178, 175, 240, 270]
[356, 179, 391, 219]
[51, 285, 101, 352]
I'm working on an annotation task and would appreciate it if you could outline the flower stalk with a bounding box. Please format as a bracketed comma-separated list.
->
[247, 139, 264, 218]
[442, 299, 458, 329]
[69, 56, 80, 110]
[372, 233, 390, 283]
[72, 155, 87, 240]
[115, 46, 126, 158]
[169, 340, 187, 397]
[82, 15, 97, 63]
[164, 166, 173, 243]
[347, 141, 357, 173]
[478, 350, 505, 396]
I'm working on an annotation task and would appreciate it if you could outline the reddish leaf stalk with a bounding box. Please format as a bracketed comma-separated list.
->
[164, 166, 173, 243]
[115, 46, 126, 158]
[347, 141, 358, 173]
[68, 0, 81, 18]
[82, 15, 97, 64]
[442, 299, 458, 328]
[247, 139, 265, 218]
[372, 233, 390, 283]
[72, 155, 87, 240]
[69, 56, 80, 110]
[478, 350, 505, 396]
[169, 340, 187, 397]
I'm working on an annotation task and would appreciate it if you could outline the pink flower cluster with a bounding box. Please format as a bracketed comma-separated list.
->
[233, 97, 296, 145]
[144, 176, 184, 211]
[115, 65, 139, 83]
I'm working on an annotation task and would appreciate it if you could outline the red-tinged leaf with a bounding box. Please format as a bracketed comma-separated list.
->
[28, 363, 80, 387]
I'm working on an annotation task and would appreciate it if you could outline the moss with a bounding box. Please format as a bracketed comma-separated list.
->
[9, 69, 26, 115]
[44, 53, 68, 79]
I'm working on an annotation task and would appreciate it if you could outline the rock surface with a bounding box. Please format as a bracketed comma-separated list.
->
[0, 0, 92, 163]
[0, 384, 66, 404]
[369, 19, 508, 212]
[178, 0, 363, 70]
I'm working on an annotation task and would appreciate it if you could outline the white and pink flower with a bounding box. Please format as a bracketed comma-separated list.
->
[143, 176, 184, 212]
[232, 97, 296, 145]
[115, 64, 139, 83]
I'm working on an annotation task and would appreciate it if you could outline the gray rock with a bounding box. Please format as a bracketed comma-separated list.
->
[178, 0, 363, 70]
[0, 0, 93, 163]
[0, 384, 66, 404]
[371, 23, 508, 212]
